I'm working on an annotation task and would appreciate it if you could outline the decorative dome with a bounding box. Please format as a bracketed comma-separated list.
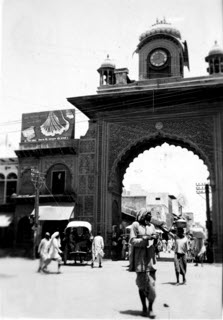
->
[100, 55, 116, 69]
[139, 18, 181, 42]
[208, 41, 223, 56]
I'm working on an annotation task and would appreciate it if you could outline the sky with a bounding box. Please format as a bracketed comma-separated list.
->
[123, 143, 210, 225]
[0, 0, 221, 224]
[0, 0, 222, 149]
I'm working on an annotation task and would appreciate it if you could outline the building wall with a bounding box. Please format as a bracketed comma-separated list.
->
[122, 196, 147, 211]
[0, 158, 18, 204]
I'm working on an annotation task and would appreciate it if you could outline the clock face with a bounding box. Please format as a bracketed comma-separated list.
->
[150, 50, 167, 67]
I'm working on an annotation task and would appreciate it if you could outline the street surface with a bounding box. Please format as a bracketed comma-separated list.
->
[0, 252, 222, 320]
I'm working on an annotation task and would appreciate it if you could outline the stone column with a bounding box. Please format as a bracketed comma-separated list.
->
[212, 112, 223, 262]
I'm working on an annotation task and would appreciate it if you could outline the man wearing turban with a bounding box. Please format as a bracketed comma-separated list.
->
[129, 208, 157, 318]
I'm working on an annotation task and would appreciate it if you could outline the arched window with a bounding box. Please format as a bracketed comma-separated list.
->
[7, 173, 17, 180]
[6, 173, 17, 203]
[0, 174, 5, 204]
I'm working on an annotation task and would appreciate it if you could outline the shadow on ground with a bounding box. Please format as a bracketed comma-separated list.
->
[157, 257, 174, 262]
[120, 310, 144, 317]
[161, 281, 177, 285]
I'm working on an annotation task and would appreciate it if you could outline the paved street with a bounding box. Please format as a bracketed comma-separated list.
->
[0, 254, 222, 320]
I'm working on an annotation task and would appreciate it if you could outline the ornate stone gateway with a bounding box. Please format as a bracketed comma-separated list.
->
[68, 21, 223, 262]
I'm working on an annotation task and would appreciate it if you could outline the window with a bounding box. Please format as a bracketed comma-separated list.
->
[155, 197, 161, 200]
[0, 172, 17, 203]
[6, 173, 17, 202]
[52, 171, 66, 194]
[45, 163, 72, 195]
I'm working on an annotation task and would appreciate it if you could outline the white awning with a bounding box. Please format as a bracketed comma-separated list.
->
[0, 214, 13, 227]
[31, 206, 74, 221]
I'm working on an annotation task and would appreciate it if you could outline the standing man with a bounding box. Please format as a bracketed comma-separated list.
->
[174, 227, 189, 285]
[37, 232, 50, 272]
[130, 208, 157, 318]
[91, 231, 104, 268]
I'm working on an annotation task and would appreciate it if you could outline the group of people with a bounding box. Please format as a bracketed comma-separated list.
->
[37, 211, 206, 318]
[37, 230, 105, 273]
[111, 225, 129, 261]
[37, 231, 62, 274]
[68, 227, 92, 253]
[187, 234, 207, 266]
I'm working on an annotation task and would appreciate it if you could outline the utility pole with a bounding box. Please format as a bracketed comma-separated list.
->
[205, 183, 213, 262]
[31, 168, 45, 259]
[195, 182, 213, 262]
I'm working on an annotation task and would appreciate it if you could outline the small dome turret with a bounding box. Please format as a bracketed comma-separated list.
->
[97, 55, 116, 86]
[205, 41, 223, 75]
[99, 55, 116, 69]
[207, 41, 223, 56]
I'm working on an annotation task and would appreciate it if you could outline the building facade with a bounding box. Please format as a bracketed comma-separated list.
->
[14, 20, 223, 261]
[0, 156, 18, 248]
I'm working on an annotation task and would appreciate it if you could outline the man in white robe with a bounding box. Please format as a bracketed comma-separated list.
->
[91, 232, 104, 268]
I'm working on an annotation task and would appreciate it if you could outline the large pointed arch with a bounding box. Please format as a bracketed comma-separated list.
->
[108, 132, 214, 193]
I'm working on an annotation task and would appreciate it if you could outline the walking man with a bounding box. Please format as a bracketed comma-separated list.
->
[91, 231, 104, 268]
[43, 231, 63, 273]
[37, 232, 50, 272]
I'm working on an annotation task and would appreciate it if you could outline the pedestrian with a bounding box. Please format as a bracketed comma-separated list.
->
[37, 232, 50, 272]
[121, 235, 128, 260]
[43, 231, 63, 273]
[173, 227, 189, 285]
[111, 225, 119, 260]
[129, 208, 157, 318]
[167, 237, 172, 253]
[193, 236, 205, 266]
[155, 235, 163, 259]
[162, 238, 167, 252]
[91, 231, 104, 268]
[196, 239, 206, 266]
[187, 234, 194, 263]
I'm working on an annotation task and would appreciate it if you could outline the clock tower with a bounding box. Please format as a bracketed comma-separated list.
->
[136, 19, 189, 80]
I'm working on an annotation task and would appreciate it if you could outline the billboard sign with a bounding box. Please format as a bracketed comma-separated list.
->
[21, 109, 75, 143]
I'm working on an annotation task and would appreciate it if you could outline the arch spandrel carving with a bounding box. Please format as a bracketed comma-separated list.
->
[108, 118, 214, 192]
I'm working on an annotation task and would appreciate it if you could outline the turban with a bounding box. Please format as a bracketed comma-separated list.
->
[137, 208, 149, 223]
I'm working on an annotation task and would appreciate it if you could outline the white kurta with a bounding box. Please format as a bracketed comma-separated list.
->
[92, 235, 104, 258]
[38, 238, 50, 260]
[48, 238, 62, 260]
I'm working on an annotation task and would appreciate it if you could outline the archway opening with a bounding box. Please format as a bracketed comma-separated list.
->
[118, 142, 211, 254]
[122, 143, 210, 225]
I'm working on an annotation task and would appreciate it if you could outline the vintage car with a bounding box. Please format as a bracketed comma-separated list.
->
[62, 220, 93, 265]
